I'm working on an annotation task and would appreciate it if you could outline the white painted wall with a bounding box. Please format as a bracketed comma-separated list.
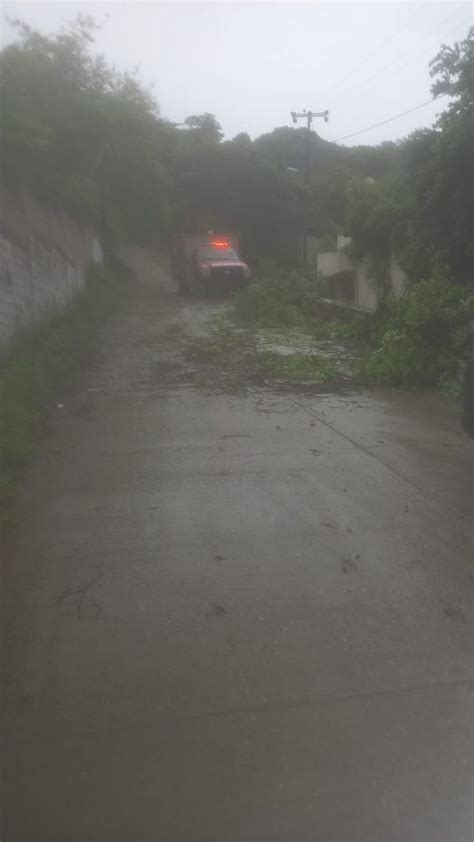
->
[355, 261, 378, 311]
[337, 234, 352, 252]
[314, 229, 406, 311]
[317, 250, 352, 277]
[390, 254, 407, 297]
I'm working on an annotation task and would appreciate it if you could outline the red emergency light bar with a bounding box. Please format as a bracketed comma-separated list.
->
[212, 241, 229, 248]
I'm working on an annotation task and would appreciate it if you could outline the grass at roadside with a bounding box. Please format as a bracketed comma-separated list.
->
[0, 260, 130, 526]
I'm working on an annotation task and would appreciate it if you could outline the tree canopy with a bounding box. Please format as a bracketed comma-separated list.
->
[1, 17, 472, 282]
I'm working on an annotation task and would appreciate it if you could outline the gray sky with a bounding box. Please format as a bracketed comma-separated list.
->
[2, 1, 472, 145]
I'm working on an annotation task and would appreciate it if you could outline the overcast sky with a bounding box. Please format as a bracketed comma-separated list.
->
[1, 1, 471, 145]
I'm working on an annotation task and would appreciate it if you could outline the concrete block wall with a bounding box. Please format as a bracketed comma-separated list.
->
[0, 190, 102, 352]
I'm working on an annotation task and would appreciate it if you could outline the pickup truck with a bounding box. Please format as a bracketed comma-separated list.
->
[172, 233, 251, 296]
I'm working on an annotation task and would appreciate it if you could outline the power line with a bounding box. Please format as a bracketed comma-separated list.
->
[331, 7, 470, 104]
[332, 95, 448, 144]
[322, 2, 432, 101]
[323, 26, 407, 97]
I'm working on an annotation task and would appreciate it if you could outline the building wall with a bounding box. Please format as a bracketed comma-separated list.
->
[313, 233, 407, 312]
[0, 190, 102, 352]
[355, 261, 378, 311]
[354, 257, 407, 311]
[390, 254, 407, 297]
[336, 234, 352, 252]
[317, 250, 352, 278]
[319, 270, 355, 303]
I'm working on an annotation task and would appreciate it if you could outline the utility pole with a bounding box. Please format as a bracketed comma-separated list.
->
[290, 109, 329, 265]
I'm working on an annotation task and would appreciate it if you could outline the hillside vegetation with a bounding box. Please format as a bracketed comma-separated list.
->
[1, 16, 472, 283]
[1, 17, 473, 398]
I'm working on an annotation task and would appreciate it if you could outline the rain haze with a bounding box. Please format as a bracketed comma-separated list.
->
[2, 0, 472, 144]
[2, 0, 474, 839]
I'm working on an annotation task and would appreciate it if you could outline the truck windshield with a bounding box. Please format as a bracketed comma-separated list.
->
[198, 247, 238, 261]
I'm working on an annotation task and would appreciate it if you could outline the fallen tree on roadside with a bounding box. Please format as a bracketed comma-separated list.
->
[231, 267, 473, 396]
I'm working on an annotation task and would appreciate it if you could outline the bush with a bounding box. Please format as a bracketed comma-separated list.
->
[232, 265, 472, 397]
[233, 266, 321, 327]
[354, 273, 473, 390]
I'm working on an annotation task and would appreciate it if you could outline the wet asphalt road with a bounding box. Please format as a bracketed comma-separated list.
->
[2, 274, 473, 841]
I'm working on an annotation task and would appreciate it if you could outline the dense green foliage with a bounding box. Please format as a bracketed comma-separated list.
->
[390, 47, 473, 284]
[353, 275, 473, 392]
[233, 265, 322, 327]
[358, 29, 473, 286]
[230, 265, 473, 393]
[0, 17, 176, 246]
[3, 16, 470, 277]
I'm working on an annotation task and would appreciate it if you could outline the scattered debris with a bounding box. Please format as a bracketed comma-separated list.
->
[341, 555, 358, 574]
[207, 602, 227, 618]
[443, 604, 468, 623]
[56, 573, 103, 619]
